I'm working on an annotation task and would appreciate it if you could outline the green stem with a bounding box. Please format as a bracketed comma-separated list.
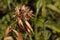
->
[29, 35, 32, 40]
[42, 22, 46, 40]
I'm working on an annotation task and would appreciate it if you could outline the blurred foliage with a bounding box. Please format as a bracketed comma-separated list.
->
[0, 0, 60, 40]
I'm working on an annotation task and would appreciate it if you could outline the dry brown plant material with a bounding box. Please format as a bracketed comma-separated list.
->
[14, 5, 34, 33]
[12, 29, 23, 40]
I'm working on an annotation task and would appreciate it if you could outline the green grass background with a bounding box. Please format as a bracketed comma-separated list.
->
[0, 0, 60, 40]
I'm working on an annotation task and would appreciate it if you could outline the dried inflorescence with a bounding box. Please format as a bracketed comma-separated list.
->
[13, 5, 34, 33]
[14, 5, 34, 21]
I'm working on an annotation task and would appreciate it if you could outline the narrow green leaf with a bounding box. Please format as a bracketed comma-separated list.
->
[47, 4, 60, 13]
[45, 24, 60, 33]
[56, 38, 60, 40]
[36, 0, 42, 16]
[42, 5, 46, 18]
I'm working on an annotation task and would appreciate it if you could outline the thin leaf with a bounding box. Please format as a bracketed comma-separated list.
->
[42, 5, 46, 18]
[45, 24, 60, 33]
[36, 0, 42, 16]
[47, 4, 60, 13]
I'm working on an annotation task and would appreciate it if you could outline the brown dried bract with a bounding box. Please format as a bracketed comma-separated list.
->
[4, 36, 13, 40]
[5, 26, 12, 36]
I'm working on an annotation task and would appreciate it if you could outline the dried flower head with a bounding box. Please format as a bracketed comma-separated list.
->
[12, 5, 34, 33]
[13, 5, 34, 21]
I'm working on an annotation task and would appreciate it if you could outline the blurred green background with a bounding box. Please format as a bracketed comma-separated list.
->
[0, 0, 60, 40]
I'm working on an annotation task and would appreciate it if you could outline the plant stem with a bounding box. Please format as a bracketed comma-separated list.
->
[29, 35, 32, 40]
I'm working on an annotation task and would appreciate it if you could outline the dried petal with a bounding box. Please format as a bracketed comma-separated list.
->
[25, 20, 33, 32]
[21, 5, 30, 12]
[21, 5, 26, 11]
[26, 27, 31, 33]
[28, 10, 34, 18]
[15, 6, 20, 16]
[12, 29, 23, 40]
